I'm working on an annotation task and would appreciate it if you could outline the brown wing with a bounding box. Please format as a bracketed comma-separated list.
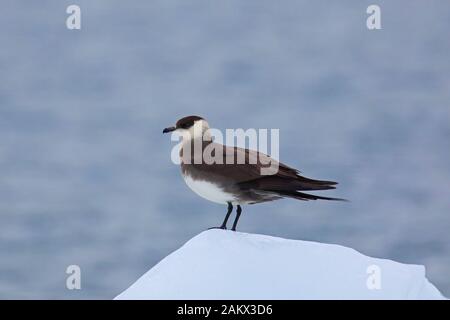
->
[182, 143, 338, 190]
[181, 143, 269, 183]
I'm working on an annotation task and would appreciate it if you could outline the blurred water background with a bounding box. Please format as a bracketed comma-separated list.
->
[0, 0, 449, 298]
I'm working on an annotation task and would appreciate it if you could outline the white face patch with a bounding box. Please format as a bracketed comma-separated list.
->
[189, 120, 207, 140]
[182, 174, 236, 205]
[177, 120, 210, 141]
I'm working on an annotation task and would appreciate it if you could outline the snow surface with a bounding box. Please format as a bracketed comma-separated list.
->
[115, 230, 445, 300]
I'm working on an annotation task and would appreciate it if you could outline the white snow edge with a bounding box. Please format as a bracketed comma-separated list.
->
[115, 230, 446, 300]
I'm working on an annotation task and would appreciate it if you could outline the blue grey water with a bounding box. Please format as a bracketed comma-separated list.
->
[0, 1, 449, 299]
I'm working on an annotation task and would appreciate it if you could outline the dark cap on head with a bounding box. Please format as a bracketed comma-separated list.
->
[163, 115, 204, 133]
[175, 115, 204, 129]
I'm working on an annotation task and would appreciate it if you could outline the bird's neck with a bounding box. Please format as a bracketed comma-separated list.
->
[179, 137, 213, 164]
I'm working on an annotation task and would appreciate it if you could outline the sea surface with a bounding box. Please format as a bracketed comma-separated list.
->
[0, 1, 449, 298]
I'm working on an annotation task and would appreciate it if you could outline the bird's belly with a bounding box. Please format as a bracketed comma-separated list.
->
[183, 175, 236, 205]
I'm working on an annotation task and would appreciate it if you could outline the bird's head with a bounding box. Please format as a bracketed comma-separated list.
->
[163, 115, 210, 140]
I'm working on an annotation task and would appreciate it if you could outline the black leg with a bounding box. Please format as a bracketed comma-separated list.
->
[220, 202, 233, 229]
[231, 205, 242, 231]
[209, 202, 233, 230]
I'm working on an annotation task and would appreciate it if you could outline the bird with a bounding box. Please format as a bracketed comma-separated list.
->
[163, 115, 345, 231]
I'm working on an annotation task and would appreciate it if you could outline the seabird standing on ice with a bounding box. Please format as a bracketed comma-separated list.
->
[163, 115, 345, 231]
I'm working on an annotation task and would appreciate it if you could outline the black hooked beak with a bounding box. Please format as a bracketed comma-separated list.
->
[163, 126, 176, 134]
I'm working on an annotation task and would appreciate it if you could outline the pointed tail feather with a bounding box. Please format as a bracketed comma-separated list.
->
[296, 175, 338, 186]
[238, 175, 338, 192]
[275, 190, 348, 202]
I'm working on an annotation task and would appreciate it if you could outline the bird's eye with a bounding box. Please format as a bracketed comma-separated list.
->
[180, 122, 192, 129]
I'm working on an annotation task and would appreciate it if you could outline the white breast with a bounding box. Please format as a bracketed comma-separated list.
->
[183, 174, 236, 205]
